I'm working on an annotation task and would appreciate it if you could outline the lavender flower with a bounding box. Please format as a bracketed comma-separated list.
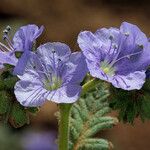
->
[0, 24, 43, 75]
[14, 42, 87, 106]
[78, 22, 150, 90]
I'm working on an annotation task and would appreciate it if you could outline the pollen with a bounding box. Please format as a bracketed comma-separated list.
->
[103, 67, 110, 74]
[44, 76, 62, 91]
[100, 60, 115, 76]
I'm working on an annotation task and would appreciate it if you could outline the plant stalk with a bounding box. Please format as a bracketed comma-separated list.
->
[59, 103, 72, 150]
[81, 78, 101, 96]
[58, 78, 100, 150]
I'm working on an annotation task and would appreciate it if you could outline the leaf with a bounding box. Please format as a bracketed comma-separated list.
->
[78, 138, 113, 150]
[109, 82, 150, 123]
[0, 71, 18, 91]
[4, 76, 18, 90]
[27, 107, 39, 115]
[0, 71, 39, 128]
[0, 91, 10, 114]
[69, 82, 118, 150]
[10, 102, 29, 128]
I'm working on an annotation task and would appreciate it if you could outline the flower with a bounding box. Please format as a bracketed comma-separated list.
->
[0, 24, 44, 75]
[78, 22, 150, 90]
[14, 42, 87, 106]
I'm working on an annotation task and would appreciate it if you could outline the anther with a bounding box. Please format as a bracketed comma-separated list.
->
[3, 35, 7, 40]
[6, 25, 11, 31]
[52, 49, 56, 53]
[124, 32, 130, 36]
[113, 44, 118, 49]
[138, 44, 144, 49]
[109, 35, 113, 40]
[3, 29, 8, 35]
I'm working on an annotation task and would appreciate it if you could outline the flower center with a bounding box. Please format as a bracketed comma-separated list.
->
[44, 75, 62, 91]
[100, 61, 115, 76]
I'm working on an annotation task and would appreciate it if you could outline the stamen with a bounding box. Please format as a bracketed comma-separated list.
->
[108, 36, 113, 54]
[138, 44, 144, 49]
[112, 34, 129, 62]
[3, 35, 14, 50]
[3, 29, 8, 35]
[58, 58, 61, 62]
[56, 58, 62, 82]
[0, 42, 11, 52]
[52, 48, 56, 72]
[111, 50, 143, 66]
[124, 32, 130, 36]
[52, 49, 56, 53]
[109, 35, 114, 40]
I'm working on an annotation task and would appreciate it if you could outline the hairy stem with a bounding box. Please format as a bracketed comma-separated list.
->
[58, 78, 100, 150]
[59, 104, 72, 150]
[81, 78, 101, 96]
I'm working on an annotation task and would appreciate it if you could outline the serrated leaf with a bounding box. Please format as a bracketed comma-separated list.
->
[69, 82, 118, 150]
[79, 138, 112, 150]
[109, 84, 150, 123]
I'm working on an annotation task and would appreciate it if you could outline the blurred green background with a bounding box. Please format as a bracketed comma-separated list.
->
[0, 0, 150, 150]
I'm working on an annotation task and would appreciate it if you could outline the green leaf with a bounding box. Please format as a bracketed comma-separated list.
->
[0, 71, 18, 91]
[78, 138, 113, 150]
[69, 82, 118, 150]
[27, 107, 39, 115]
[109, 84, 150, 123]
[4, 76, 18, 90]
[0, 91, 10, 114]
[10, 102, 29, 128]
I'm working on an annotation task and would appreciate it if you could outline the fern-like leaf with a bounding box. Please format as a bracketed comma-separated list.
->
[69, 82, 118, 150]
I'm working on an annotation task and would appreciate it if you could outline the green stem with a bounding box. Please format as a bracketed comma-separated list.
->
[58, 78, 101, 150]
[59, 104, 72, 150]
[81, 78, 101, 96]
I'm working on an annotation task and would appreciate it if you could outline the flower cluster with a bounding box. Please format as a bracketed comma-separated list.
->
[0, 22, 150, 107]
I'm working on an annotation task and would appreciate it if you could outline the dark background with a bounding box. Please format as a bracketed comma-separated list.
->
[0, 0, 150, 150]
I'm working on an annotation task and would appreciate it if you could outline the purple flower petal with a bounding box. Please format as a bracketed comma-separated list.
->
[0, 51, 18, 66]
[36, 42, 71, 66]
[63, 52, 88, 83]
[112, 71, 146, 90]
[14, 68, 48, 107]
[47, 84, 81, 103]
[77, 31, 102, 61]
[120, 22, 147, 45]
[13, 52, 30, 75]
[13, 24, 44, 51]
